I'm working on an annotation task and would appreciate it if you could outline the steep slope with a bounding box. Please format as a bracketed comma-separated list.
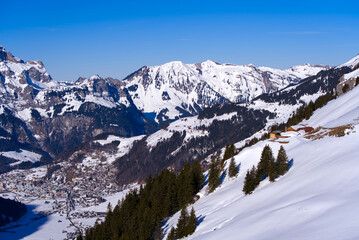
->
[163, 82, 359, 240]
[124, 60, 328, 123]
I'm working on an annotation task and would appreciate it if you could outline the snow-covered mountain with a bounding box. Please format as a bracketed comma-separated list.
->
[0, 46, 155, 172]
[124, 60, 329, 122]
[163, 76, 359, 240]
[0, 46, 56, 104]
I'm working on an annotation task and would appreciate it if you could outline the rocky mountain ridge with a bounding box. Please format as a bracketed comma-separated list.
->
[0, 47, 155, 172]
[124, 60, 329, 122]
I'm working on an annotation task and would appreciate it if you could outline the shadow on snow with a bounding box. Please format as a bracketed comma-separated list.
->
[0, 204, 49, 240]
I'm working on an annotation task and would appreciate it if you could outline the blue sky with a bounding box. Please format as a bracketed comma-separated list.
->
[1, 0, 359, 81]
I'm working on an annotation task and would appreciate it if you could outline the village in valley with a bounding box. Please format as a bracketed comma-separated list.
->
[0, 158, 132, 239]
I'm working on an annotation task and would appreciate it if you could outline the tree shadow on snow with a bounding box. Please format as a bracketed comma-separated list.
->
[0, 204, 49, 240]
[202, 173, 209, 188]
[219, 169, 227, 186]
[236, 163, 241, 174]
[197, 215, 205, 227]
[288, 158, 294, 170]
[161, 218, 170, 236]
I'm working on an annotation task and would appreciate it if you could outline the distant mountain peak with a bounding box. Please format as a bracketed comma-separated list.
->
[89, 74, 101, 80]
[0, 45, 24, 63]
[202, 59, 219, 65]
[338, 54, 359, 69]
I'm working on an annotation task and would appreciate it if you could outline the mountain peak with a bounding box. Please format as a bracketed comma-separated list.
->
[202, 59, 218, 65]
[160, 60, 185, 68]
[89, 74, 101, 80]
[0, 45, 24, 63]
[338, 53, 359, 69]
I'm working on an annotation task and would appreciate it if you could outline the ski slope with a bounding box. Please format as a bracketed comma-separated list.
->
[164, 85, 359, 240]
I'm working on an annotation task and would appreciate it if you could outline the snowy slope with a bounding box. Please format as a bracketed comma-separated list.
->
[338, 54, 359, 69]
[0, 150, 42, 166]
[343, 68, 359, 81]
[163, 85, 359, 240]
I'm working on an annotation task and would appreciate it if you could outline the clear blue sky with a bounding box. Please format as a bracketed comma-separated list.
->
[1, 0, 359, 81]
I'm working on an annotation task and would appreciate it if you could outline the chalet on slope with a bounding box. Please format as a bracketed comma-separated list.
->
[270, 131, 281, 139]
[286, 126, 296, 132]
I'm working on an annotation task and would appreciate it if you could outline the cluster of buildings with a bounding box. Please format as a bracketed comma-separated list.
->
[0, 160, 122, 216]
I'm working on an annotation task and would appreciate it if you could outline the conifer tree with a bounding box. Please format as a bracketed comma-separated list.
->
[243, 165, 260, 195]
[153, 223, 164, 240]
[223, 143, 235, 160]
[268, 154, 276, 182]
[243, 169, 252, 195]
[175, 207, 189, 238]
[208, 156, 221, 193]
[167, 227, 176, 240]
[228, 157, 238, 178]
[243, 167, 255, 195]
[250, 166, 260, 189]
[186, 207, 198, 235]
[257, 145, 274, 180]
[190, 159, 204, 196]
[107, 202, 112, 213]
[305, 101, 315, 120]
[177, 162, 193, 207]
[276, 146, 289, 176]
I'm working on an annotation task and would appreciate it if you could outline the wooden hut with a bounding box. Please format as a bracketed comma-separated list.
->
[270, 131, 281, 139]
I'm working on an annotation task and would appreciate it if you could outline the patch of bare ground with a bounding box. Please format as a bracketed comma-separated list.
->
[305, 124, 354, 140]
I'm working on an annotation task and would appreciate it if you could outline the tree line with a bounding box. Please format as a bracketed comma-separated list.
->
[272, 92, 335, 132]
[207, 144, 239, 193]
[81, 160, 204, 240]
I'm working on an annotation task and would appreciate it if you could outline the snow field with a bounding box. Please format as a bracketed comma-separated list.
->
[163, 85, 359, 240]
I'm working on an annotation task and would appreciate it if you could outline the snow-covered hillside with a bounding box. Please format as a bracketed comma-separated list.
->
[163, 84, 359, 240]
[124, 60, 329, 122]
[338, 53, 359, 69]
